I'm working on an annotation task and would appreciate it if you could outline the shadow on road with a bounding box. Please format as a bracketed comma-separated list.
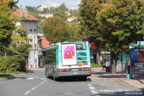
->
[47, 77, 91, 82]
[0, 74, 15, 80]
[91, 71, 127, 79]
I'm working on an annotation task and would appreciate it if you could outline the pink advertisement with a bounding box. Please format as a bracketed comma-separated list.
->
[63, 46, 75, 59]
[62, 44, 77, 65]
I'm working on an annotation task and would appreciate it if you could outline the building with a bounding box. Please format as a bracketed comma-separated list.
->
[13, 7, 39, 69]
[38, 14, 53, 18]
[67, 16, 80, 24]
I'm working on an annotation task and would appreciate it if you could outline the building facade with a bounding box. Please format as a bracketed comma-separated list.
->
[13, 7, 39, 69]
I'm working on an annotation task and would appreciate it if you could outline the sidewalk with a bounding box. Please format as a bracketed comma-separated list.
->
[89, 67, 144, 90]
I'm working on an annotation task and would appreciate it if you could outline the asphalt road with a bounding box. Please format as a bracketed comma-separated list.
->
[0, 70, 143, 96]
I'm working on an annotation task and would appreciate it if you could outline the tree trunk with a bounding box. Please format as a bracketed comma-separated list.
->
[93, 54, 96, 63]
[4, 51, 7, 58]
[96, 51, 101, 64]
[111, 51, 116, 74]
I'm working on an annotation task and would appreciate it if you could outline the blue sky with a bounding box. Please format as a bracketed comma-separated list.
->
[17, 0, 81, 9]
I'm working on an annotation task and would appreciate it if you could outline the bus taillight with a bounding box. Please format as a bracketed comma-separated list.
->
[82, 68, 89, 71]
[61, 69, 68, 72]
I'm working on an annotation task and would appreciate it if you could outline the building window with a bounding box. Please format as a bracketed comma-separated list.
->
[34, 29, 36, 32]
[30, 29, 32, 32]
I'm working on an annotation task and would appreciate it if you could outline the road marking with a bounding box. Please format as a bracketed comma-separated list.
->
[88, 83, 100, 96]
[24, 80, 47, 95]
[64, 93, 73, 95]
[27, 77, 34, 80]
[24, 91, 31, 95]
[117, 79, 140, 90]
[117, 79, 130, 87]
[89, 86, 95, 90]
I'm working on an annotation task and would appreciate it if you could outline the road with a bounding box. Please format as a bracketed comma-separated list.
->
[0, 70, 143, 96]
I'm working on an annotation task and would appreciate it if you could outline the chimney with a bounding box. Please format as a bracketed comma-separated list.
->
[25, 7, 28, 18]
[20, 5, 23, 17]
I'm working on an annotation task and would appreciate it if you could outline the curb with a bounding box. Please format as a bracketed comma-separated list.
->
[88, 75, 122, 81]
[119, 79, 141, 90]
[0, 73, 26, 82]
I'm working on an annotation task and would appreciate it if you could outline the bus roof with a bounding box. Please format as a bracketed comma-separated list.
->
[44, 41, 88, 51]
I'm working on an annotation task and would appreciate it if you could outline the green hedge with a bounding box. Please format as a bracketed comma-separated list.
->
[91, 63, 102, 68]
[0, 55, 26, 73]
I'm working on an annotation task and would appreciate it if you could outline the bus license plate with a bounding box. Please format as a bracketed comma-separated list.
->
[71, 69, 79, 71]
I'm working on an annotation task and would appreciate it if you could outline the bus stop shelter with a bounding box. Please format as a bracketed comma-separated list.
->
[129, 41, 144, 79]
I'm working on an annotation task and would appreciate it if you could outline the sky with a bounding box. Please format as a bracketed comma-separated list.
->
[17, 0, 81, 9]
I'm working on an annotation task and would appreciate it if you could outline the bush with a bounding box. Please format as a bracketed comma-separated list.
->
[0, 55, 27, 73]
[91, 63, 102, 68]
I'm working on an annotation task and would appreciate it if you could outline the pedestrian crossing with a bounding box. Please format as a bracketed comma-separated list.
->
[88, 82, 143, 96]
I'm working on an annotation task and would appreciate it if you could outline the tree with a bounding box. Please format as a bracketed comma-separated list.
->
[69, 22, 82, 41]
[0, 0, 15, 56]
[7, 26, 30, 72]
[8, 0, 19, 9]
[41, 16, 71, 43]
[96, 0, 144, 73]
[80, 0, 144, 73]
[54, 10, 68, 20]
[80, 0, 105, 64]
[9, 26, 30, 57]
[70, 10, 80, 18]
[54, 3, 68, 12]
[53, 4, 68, 20]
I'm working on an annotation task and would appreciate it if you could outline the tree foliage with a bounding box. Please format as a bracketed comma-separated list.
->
[9, 26, 30, 57]
[53, 4, 68, 20]
[70, 10, 80, 18]
[96, 0, 144, 53]
[80, 0, 105, 47]
[80, 0, 144, 73]
[41, 16, 71, 43]
[40, 16, 82, 43]
[0, 0, 15, 55]
[8, 0, 19, 9]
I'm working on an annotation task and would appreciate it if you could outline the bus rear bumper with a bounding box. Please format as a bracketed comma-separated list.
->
[55, 70, 91, 78]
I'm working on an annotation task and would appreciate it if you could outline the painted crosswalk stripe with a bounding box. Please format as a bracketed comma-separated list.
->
[27, 77, 34, 80]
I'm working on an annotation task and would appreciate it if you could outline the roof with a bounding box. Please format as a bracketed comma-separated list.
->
[67, 16, 79, 20]
[13, 8, 38, 21]
[40, 37, 50, 49]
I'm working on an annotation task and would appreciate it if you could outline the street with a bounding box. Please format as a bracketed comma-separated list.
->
[0, 70, 143, 96]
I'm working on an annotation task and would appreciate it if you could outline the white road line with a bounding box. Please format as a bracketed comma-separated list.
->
[27, 77, 34, 80]
[89, 86, 95, 90]
[24, 80, 47, 95]
[24, 91, 31, 95]
[88, 83, 100, 96]
[91, 90, 99, 94]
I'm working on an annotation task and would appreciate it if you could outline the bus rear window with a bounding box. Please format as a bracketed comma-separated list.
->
[76, 42, 87, 50]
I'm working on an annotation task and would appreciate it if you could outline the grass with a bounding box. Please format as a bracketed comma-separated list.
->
[91, 63, 102, 68]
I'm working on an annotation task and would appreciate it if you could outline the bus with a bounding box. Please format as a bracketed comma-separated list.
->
[43, 41, 91, 80]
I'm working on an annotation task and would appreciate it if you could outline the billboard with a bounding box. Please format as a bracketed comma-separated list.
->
[130, 49, 144, 74]
[62, 44, 77, 65]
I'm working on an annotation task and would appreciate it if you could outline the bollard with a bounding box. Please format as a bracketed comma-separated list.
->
[127, 74, 132, 79]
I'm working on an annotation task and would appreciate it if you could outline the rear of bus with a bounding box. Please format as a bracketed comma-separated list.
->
[56, 41, 91, 80]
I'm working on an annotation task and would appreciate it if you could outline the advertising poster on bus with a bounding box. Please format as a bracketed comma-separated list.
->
[130, 49, 144, 74]
[62, 44, 77, 65]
